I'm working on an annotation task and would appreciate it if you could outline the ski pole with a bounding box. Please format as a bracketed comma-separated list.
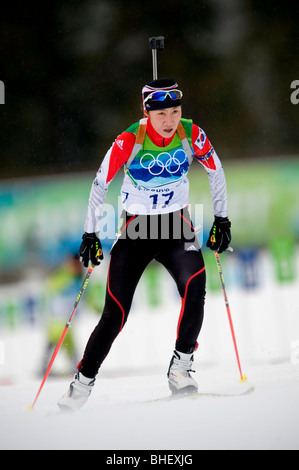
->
[149, 36, 164, 80]
[27, 263, 95, 410]
[214, 251, 247, 383]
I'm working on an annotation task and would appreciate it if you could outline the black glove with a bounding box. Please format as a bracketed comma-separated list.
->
[206, 216, 231, 254]
[79, 233, 103, 268]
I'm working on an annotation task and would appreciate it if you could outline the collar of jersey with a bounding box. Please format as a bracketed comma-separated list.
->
[146, 118, 176, 147]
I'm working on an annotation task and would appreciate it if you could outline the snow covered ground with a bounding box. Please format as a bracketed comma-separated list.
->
[1, 361, 299, 451]
[1, 251, 299, 451]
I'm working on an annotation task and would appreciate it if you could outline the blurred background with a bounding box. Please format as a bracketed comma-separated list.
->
[0, 0, 298, 381]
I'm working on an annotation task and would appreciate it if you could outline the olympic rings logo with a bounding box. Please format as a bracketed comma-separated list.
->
[139, 149, 187, 176]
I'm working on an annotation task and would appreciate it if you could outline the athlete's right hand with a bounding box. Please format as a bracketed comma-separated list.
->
[79, 232, 104, 267]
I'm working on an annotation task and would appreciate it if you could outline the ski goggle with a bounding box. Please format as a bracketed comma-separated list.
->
[143, 89, 183, 105]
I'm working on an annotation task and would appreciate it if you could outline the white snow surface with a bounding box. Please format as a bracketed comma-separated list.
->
[1, 362, 299, 450]
[1, 252, 299, 450]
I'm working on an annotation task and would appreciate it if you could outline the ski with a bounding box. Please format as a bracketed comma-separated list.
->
[146, 385, 255, 403]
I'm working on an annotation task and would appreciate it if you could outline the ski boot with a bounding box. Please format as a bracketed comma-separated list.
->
[167, 350, 198, 395]
[57, 372, 95, 411]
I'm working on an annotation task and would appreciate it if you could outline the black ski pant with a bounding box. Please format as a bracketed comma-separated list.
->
[79, 209, 206, 379]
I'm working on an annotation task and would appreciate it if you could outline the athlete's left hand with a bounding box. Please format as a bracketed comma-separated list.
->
[206, 216, 231, 253]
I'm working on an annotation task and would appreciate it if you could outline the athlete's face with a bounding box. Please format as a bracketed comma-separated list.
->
[147, 106, 182, 138]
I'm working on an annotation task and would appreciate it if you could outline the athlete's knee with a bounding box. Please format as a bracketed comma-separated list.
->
[101, 301, 129, 333]
[185, 268, 206, 297]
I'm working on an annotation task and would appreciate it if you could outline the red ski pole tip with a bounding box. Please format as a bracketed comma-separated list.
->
[27, 404, 34, 411]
